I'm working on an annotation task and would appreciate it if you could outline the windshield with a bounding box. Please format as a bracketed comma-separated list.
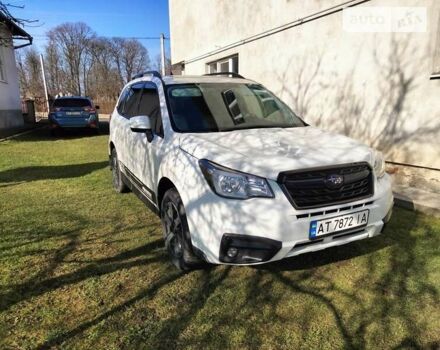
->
[166, 83, 305, 132]
[53, 98, 91, 108]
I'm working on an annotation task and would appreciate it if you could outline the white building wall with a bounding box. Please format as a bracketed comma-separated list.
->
[0, 25, 23, 129]
[170, 0, 440, 182]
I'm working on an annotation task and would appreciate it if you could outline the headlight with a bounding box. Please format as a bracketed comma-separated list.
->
[199, 159, 274, 199]
[373, 150, 386, 178]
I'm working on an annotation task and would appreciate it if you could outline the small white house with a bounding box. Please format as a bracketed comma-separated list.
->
[0, 11, 32, 129]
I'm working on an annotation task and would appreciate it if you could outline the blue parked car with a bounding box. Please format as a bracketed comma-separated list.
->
[49, 96, 100, 135]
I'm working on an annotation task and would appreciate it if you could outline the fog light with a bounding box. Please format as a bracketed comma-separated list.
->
[220, 234, 282, 264]
[226, 247, 238, 258]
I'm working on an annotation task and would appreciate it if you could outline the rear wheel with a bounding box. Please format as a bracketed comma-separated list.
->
[161, 188, 203, 271]
[111, 148, 129, 193]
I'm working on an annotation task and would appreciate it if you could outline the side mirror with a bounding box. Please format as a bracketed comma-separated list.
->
[129, 115, 154, 142]
[95, 105, 100, 110]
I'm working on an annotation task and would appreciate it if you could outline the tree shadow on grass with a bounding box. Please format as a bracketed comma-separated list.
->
[0, 161, 108, 184]
[0, 211, 165, 308]
[7, 208, 437, 349]
[258, 233, 393, 272]
[148, 267, 231, 350]
[35, 270, 184, 350]
[35, 266, 230, 350]
[259, 208, 439, 349]
[0, 238, 166, 313]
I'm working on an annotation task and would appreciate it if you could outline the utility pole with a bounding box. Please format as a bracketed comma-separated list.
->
[160, 33, 166, 76]
[39, 54, 50, 114]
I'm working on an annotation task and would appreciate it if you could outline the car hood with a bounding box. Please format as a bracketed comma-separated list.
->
[179, 126, 374, 180]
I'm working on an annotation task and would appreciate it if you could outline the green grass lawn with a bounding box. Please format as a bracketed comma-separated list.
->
[0, 126, 439, 350]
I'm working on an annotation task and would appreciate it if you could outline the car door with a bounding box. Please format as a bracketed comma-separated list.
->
[130, 81, 164, 205]
[113, 82, 143, 173]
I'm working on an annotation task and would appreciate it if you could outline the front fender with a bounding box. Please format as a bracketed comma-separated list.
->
[157, 148, 217, 259]
[157, 148, 207, 208]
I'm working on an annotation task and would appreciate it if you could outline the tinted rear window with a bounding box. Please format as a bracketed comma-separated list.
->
[53, 98, 91, 108]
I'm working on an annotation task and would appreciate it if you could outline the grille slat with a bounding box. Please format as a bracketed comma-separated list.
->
[278, 163, 374, 209]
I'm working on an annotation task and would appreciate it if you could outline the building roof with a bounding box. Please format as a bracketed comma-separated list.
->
[0, 10, 32, 48]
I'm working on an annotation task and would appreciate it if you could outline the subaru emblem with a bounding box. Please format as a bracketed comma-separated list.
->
[325, 174, 344, 189]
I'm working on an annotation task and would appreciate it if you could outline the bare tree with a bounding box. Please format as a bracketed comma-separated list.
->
[45, 38, 64, 95]
[17, 21, 151, 113]
[18, 47, 43, 99]
[15, 50, 28, 96]
[47, 22, 95, 95]
[87, 37, 121, 111]
[82, 42, 96, 96]
[110, 37, 150, 85]
[153, 53, 171, 75]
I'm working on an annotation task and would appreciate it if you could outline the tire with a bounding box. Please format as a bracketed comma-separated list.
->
[161, 188, 203, 271]
[110, 148, 129, 193]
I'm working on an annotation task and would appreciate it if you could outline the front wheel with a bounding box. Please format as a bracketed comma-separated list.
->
[161, 188, 203, 271]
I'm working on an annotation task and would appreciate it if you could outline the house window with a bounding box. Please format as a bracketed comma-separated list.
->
[0, 47, 6, 83]
[208, 62, 217, 73]
[207, 54, 239, 74]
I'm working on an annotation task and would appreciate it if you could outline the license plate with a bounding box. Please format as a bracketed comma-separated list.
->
[66, 111, 81, 116]
[309, 209, 369, 239]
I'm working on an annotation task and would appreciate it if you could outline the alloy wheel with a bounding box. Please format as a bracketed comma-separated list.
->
[163, 201, 183, 259]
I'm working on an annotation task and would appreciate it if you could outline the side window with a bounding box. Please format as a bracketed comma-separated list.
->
[139, 82, 163, 136]
[123, 83, 144, 117]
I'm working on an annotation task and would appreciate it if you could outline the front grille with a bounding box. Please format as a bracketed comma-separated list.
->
[278, 163, 374, 209]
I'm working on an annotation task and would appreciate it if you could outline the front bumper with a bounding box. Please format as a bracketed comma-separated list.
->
[185, 173, 393, 265]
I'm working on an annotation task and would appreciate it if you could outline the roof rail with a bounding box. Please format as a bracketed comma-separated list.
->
[132, 70, 163, 80]
[204, 72, 245, 79]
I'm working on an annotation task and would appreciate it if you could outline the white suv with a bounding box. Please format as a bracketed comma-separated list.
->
[109, 71, 393, 270]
